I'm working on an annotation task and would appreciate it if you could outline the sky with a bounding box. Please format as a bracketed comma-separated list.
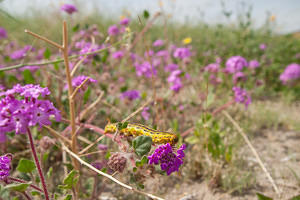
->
[1, 0, 300, 34]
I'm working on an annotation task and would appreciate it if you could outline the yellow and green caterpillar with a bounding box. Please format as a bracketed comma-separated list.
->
[104, 123, 178, 145]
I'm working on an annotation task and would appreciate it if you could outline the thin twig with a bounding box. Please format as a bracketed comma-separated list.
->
[71, 36, 95, 76]
[79, 91, 104, 121]
[121, 99, 152, 123]
[0, 33, 131, 72]
[222, 111, 281, 196]
[24, 29, 63, 49]
[70, 78, 90, 99]
[8, 177, 43, 193]
[62, 145, 165, 200]
[79, 150, 105, 157]
[44, 126, 71, 145]
[79, 135, 106, 155]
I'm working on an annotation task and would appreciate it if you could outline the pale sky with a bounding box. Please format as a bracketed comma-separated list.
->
[1, 0, 299, 34]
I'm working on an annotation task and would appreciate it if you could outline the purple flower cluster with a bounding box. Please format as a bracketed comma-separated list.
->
[0, 155, 11, 180]
[108, 25, 119, 36]
[249, 60, 260, 69]
[0, 27, 7, 39]
[65, 75, 97, 92]
[120, 90, 141, 101]
[141, 107, 150, 121]
[167, 70, 183, 92]
[232, 87, 251, 108]
[204, 63, 220, 73]
[61, 4, 78, 15]
[173, 47, 191, 59]
[153, 39, 164, 47]
[148, 143, 186, 175]
[0, 84, 61, 142]
[224, 56, 248, 74]
[112, 50, 124, 60]
[135, 61, 157, 78]
[279, 63, 300, 84]
[120, 18, 130, 26]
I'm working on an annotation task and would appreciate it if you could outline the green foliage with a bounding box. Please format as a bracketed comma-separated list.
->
[256, 193, 273, 200]
[58, 170, 79, 190]
[16, 158, 36, 174]
[132, 136, 152, 157]
[22, 69, 35, 84]
[4, 183, 30, 192]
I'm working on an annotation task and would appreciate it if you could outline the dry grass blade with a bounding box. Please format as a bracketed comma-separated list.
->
[222, 110, 281, 196]
[121, 99, 152, 123]
[79, 135, 106, 155]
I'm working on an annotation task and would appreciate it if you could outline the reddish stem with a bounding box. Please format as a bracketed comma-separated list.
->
[26, 128, 49, 200]
[8, 177, 43, 193]
[212, 99, 235, 116]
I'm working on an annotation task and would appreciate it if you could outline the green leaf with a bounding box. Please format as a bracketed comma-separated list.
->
[31, 191, 41, 196]
[122, 122, 128, 129]
[185, 135, 199, 144]
[59, 170, 79, 190]
[133, 136, 152, 157]
[44, 48, 51, 59]
[22, 69, 35, 84]
[16, 159, 36, 173]
[47, 167, 53, 179]
[72, 24, 80, 32]
[63, 194, 72, 200]
[4, 183, 30, 192]
[143, 10, 150, 19]
[290, 195, 300, 200]
[256, 193, 273, 200]
[133, 167, 137, 172]
[83, 86, 91, 104]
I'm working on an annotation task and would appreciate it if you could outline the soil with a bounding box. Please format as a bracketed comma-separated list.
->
[144, 130, 300, 200]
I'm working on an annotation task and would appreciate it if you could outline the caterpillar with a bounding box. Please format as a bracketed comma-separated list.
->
[104, 123, 178, 145]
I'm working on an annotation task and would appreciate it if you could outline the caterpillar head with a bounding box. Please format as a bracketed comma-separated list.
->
[104, 123, 117, 133]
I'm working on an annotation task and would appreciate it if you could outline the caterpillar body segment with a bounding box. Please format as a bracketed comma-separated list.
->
[104, 123, 178, 145]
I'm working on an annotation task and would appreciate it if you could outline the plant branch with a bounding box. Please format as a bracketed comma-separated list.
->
[24, 29, 63, 49]
[62, 145, 165, 200]
[26, 128, 49, 200]
[222, 111, 281, 196]
[7, 177, 43, 193]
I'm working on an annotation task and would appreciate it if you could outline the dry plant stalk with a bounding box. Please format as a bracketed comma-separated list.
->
[222, 111, 281, 196]
[62, 144, 165, 200]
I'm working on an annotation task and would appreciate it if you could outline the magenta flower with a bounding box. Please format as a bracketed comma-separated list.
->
[209, 74, 222, 85]
[135, 62, 157, 78]
[120, 18, 130, 26]
[279, 63, 300, 84]
[233, 72, 247, 84]
[112, 51, 124, 60]
[259, 43, 267, 50]
[148, 143, 186, 175]
[0, 27, 7, 39]
[153, 39, 164, 47]
[232, 87, 251, 108]
[61, 4, 78, 15]
[108, 25, 119, 36]
[204, 63, 219, 73]
[0, 154, 12, 180]
[249, 60, 260, 69]
[167, 70, 183, 92]
[224, 56, 248, 74]
[141, 107, 150, 121]
[173, 47, 191, 59]
[67, 75, 97, 92]
[10, 49, 27, 60]
[120, 90, 141, 101]
[164, 63, 178, 72]
[0, 84, 61, 141]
